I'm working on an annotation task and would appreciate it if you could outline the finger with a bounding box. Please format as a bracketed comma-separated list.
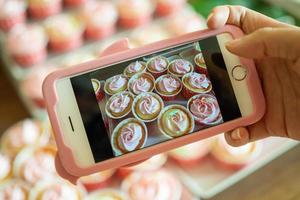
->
[226, 27, 300, 60]
[207, 5, 290, 33]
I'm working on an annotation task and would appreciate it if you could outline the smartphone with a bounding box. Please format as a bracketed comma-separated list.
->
[43, 26, 265, 176]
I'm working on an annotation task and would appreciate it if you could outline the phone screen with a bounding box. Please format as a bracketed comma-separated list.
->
[70, 34, 241, 162]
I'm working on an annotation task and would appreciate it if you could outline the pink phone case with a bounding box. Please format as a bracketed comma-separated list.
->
[43, 25, 265, 183]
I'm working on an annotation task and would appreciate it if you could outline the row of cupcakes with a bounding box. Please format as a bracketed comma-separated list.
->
[0, 0, 187, 32]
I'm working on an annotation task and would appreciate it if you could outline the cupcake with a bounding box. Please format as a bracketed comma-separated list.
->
[117, 0, 153, 28]
[6, 25, 47, 67]
[155, 74, 182, 101]
[187, 94, 222, 126]
[79, 169, 115, 192]
[44, 14, 84, 52]
[0, 0, 26, 32]
[182, 72, 212, 99]
[211, 136, 262, 170]
[28, 0, 62, 19]
[105, 91, 134, 119]
[81, 0, 118, 40]
[132, 92, 163, 122]
[168, 59, 194, 78]
[128, 72, 155, 95]
[0, 153, 12, 184]
[104, 74, 128, 96]
[85, 189, 130, 200]
[64, 0, 87, 7]
[13, 145, 57, 185]
[168, 140, 211, 167]
[117, 154, 167, 178]
[21, 67, 57, 108]
[154, 0, 186, 16]
[111, 118, 147, 156]
[146, 56, 169, 78]
[29, 179, 83, 200]
[123, 61, 146, 78]
[194, 52, 208, 75]
[0, 179, 30, 200]
[157, 105, 194, 138]
[121, 170, 182, 200]
[91, 78, 104, 102]
[1, 119, 50, 157]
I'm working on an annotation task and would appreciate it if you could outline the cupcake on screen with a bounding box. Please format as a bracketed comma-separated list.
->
[0, 179, 30, 200]
[128, 72, 155, 95]
[146, 56, 169, 78]
[104, 74, 128, 96]
[194, 52, 208, 75]
[111, 118, 147, 156]
[132, 92, 164, 122]
[124, 61, 146, 78]
[155, 74, 182, 101]
[168, 59, 194, 78]
[182, 72, 212, 99]
[187, 94, 222, 126]
[105, 91, 134, 119]
[158, 105, 194, 138]
[91, 79, 104, 102]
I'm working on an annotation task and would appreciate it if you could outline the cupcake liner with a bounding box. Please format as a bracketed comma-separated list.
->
[49, 34, 83, 53]
[64, 0, 87, 7]
[79, 170, 115, 192]
[118, 14, 151, 29]
[155, 0, 185, 16]
[195, 65, 208, 75]
[128, 72, 155, 95]
[28, 1, 62, 19]
[12, 48, 47, 68]
[85, 25, 115, 40]
[154, 74, 182, 101]
[132, 92, 164, 123]
[104, 75, 128, 96]
[105, 91, 134, 119]
[111, 118, 148, 156]
[0, 13, 26, 32]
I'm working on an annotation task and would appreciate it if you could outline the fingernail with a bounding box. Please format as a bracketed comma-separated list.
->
[206, 13, 214, 22]
[231, 129, 242, 140]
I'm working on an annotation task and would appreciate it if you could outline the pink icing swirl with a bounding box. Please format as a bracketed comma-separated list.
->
[190, 95, 221, 124]
[171, 59, 191, 75]
[188, 73, 210, 89]
[138, 95, 160, 115]
[149, 57, 167, 72]
[131, 77, 151, 95]
[108, 75, 127, 92]
[158, 76, 180, 93]
[119, 123, 143, 152]
[127, 61, 143, 73]
[109, 94, 131, 114]
[167, 110, 189, 132]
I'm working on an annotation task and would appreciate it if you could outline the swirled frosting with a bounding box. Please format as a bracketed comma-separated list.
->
[187, 73, 210, 90]
[131, 77, 152, 95]
[109, 93, 131, 114]
[148, 57, 168, 72]
[158, 76, 180, 94]
[0, 183, 27, 200]
[162, 108, 190, 137]
[170, 59, 191, 75]
[190, 95, 221, 124]
[127, 61, 143, 74]
[118, 123, 143, 152]
[40, 184, 79, 200]
[138, 95, 160, 115]
[0, 154, 10, 180]
[108, 75, 127, 92]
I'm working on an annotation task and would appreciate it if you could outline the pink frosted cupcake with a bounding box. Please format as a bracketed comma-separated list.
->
[64, 0, 87, 7]
[0, 179, 30, 199]
[81, 0, 118, 40]
[146, 56, 169, 78]
[168, 59, 194, 78]
[79, 169, 115, 192]
[45, 14, 84, 52]
[13, 145, 57, 185]
[1, 119, 50, 157]
[21, 67, 57, 108]
[155, 0, 186, 16]
[28, 0, 62, 19]
[6, 25, 48, 67]
[85, 189, 130, 200]
[105, 91, 134, 119]
[0, 153, 12, 184]
[0, 0, 26, 32]
[155, 74, 182, 101]
[194, 52, 208, 75]
[128, 72, 155, 95]
[91, 78, 104, 102]
[111, 118, 148, 156]
[117, 0, 153, 28]
[104, 74, 128, 96]
[121, 170, 182, 200]
[123, 61, 147, 78]
[182, 72, 212, 99]
[187, 94, 222, 126]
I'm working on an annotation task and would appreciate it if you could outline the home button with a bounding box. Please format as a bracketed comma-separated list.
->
[232, 65, 247, 81]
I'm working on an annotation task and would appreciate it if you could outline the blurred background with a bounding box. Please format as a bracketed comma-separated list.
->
[0, 0, 300, 199]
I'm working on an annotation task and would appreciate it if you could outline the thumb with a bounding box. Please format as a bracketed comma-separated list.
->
[226, 27, 300, 60]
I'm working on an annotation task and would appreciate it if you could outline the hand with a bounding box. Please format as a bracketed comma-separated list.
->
[207, 5, 300, 146]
